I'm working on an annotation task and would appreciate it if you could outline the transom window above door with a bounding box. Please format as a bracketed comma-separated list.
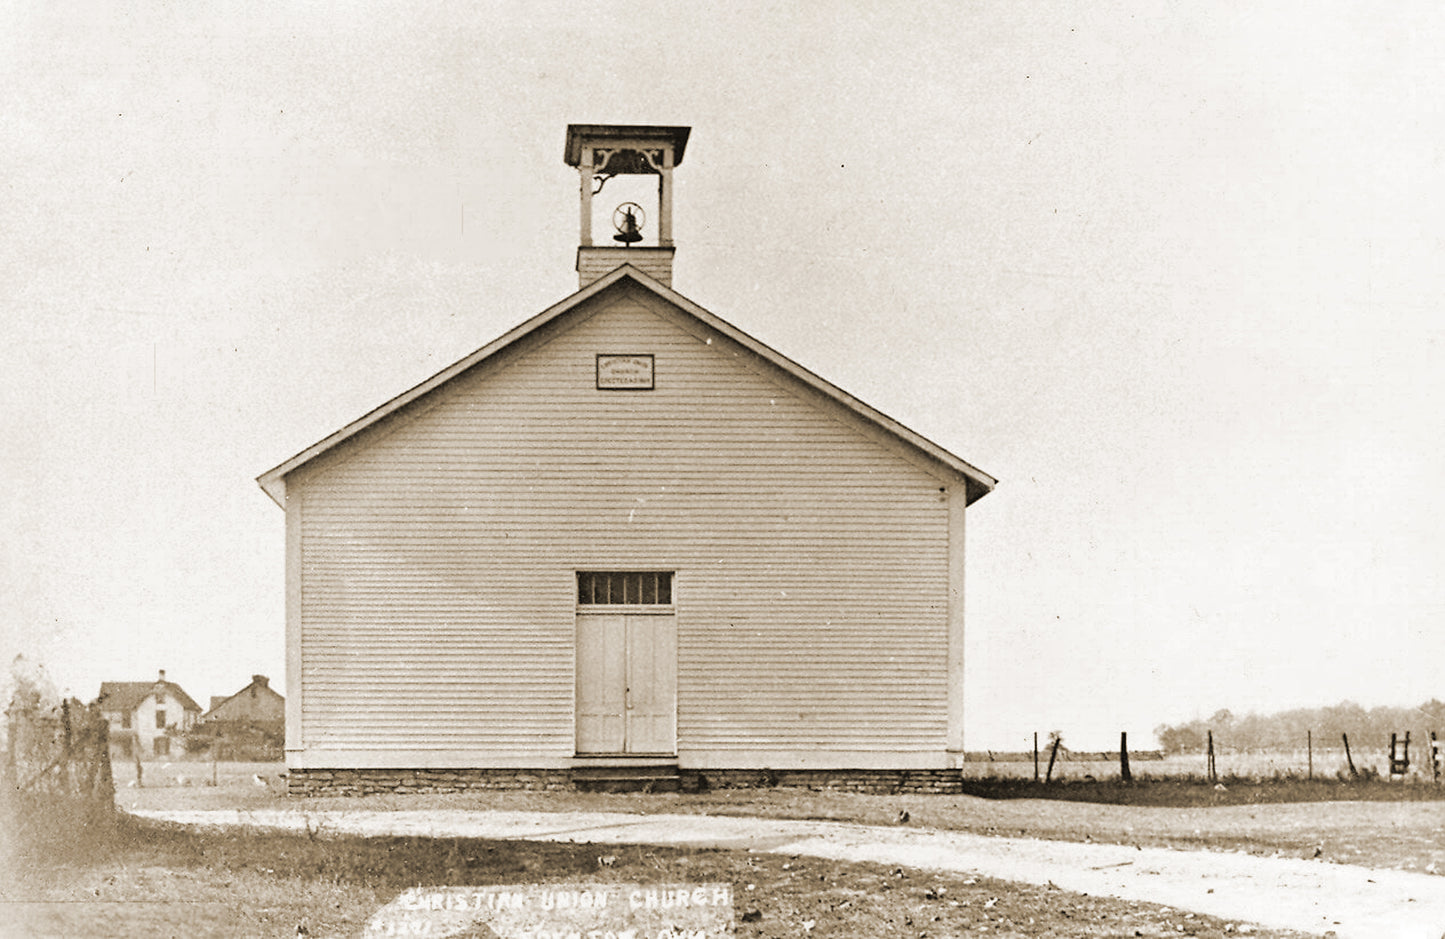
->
[577, 571, 673, 606]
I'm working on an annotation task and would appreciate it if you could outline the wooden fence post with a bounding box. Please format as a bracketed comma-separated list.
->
[4, 708, 16, 791]
[1045, 737, 1061, 784]
[1343, 732, 1358, 779]
[77, 708, 94, 797]
[95, 706, 114, 804]
[1307, 729, 1313, 780]
[1389, 732, 1411, 780]
[1206, 730, 1217, 783]
[1120, 731, 1132, 782]
[60, 699, 73, 794]
[1033, 733, 1039, 783]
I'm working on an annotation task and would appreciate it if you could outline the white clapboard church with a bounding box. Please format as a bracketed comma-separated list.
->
[258, 124, 996, 795]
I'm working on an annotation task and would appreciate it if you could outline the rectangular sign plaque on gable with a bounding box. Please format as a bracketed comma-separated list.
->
[597, 354, 655, 390]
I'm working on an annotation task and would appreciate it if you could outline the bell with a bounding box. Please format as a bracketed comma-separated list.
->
[613, 206, 643, 244]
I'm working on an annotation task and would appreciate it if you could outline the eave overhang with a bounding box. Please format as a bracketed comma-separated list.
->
[564, 124, 691, 167]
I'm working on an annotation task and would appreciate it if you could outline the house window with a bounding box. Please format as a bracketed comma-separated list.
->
[121, 712, 131, 730]
[153, 736, 170, 756]
[577, 571, 672, 605]
[155, 710, 166, 729]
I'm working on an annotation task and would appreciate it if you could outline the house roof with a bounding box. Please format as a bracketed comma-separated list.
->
[97, 680, 201, 714]
[201, 675, 282, 721]
[257, 265, 997, 505]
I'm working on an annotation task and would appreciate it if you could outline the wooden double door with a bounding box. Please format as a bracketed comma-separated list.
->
[575, 612, 677, 755]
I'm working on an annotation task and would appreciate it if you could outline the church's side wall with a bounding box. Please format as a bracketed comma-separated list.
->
[285, 284, 959, 771]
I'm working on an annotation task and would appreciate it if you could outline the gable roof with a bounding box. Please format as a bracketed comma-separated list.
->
[257, 265, 997, 505]
[201, 675, 283, 721]
[97, 680, 201, 714]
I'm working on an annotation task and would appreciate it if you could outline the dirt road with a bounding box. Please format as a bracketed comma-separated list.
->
[137, 807, 1445, 938]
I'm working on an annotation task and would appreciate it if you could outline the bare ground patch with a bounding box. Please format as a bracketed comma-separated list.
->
[123, 762, 1445, 875]
[3, 815, 1310, 938]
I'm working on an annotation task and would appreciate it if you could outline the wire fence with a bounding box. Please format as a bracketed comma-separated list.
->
[3, 696, 116, 849]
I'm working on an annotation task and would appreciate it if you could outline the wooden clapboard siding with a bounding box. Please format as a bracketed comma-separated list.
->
[290, 282, 957, 768]
[577, 246, 675, 287]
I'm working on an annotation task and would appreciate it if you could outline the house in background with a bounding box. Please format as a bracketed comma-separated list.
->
[203, 674, 285, 724]
[257, 124, 996, 795]
[193, 674, 285, 760]
[96, 669, 202, 759]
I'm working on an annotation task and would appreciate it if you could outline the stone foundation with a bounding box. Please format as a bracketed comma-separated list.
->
[286, 768, 573, 797]
[286, 766, 963, 796]
[683, 768, 963, 794]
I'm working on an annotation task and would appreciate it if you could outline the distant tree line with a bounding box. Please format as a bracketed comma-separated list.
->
[1155, 699, 1445, 753]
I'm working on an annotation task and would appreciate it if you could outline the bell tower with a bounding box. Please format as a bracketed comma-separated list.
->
[564, 124, 691, 289]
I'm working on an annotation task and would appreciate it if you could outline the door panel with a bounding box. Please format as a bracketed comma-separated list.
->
[576, 612, 675, 755]
[575, 614, 626, 753]
[625, 614, 677, 754]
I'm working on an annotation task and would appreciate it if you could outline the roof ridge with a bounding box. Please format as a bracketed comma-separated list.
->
[256, 267, 995, 505]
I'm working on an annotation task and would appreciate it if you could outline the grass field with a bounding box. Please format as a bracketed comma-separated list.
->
[961, 748, 1398, 782]
[117, 759, 1445, 870]
[109, 747, 1408, 794]
[111, 758, 282, 793]
[36, 756, 1445, 936]
[3, 808, 1313, 939]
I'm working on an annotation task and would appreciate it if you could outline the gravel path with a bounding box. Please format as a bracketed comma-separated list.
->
[137, 808, 1445, 938]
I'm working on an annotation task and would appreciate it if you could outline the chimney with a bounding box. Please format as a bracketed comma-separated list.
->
[564, 124, 690, 289]
[252, 675, 268, 687]
[157, 669, 166, 683]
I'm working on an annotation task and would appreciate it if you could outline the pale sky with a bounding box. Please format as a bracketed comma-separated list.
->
[3, 2, 1443, 750]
